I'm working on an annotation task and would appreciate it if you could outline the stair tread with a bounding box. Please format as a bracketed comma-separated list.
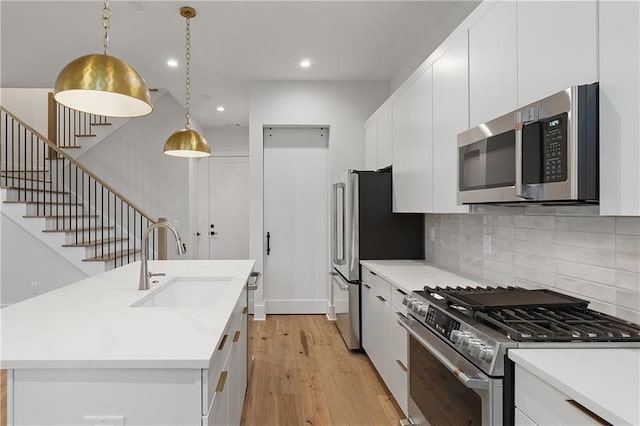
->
[83, 249, 140, 262]
[0, 169, 49, 173]
[3, 201, 83, 206]
[58, 145, 82, 148]
[23, 214, 98, 219]
[63, 238, 128, 248]
[0, 175, 52, 183]
[75, 134, 96, 137]
[3, 186, 68, 194]
[90, 122, 112, 126]
[43, 226, 114, 233]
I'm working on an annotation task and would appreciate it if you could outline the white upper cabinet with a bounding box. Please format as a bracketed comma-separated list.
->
[364, 120, 378, 170]
[392, 68, 433, 213]
[517, 1, 598, 107]
[599, 1, 640, 215]
[468, 1, 517, 127]
[432, 33, 471, 214]
[377, 106, 393, 169]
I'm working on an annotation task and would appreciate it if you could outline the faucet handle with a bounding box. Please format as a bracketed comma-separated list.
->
[148, 272, 166, 278]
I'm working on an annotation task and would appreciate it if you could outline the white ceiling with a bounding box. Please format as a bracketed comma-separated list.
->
[1, 1, 480, 128]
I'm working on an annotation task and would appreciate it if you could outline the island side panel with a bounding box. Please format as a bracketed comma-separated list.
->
[12, 368, 201, 425]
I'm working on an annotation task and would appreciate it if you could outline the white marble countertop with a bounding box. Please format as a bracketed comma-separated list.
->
[509, 349, 640, 426]
[0, 260, 255, 369]
[360, 259, 483, 294]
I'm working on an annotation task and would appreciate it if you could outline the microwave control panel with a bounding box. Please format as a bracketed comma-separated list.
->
[542, 112, 568, 182]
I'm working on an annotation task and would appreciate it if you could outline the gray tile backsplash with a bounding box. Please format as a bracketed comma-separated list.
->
[425, 206, 640, 324]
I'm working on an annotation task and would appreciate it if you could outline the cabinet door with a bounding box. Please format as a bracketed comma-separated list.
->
[365, 120, 378, 170]
[599, 0, 640, 216]
[517, 1, 598, 107]
[377, 106, 393, 169]
[228, 314, 248, 425]
[361, 283, 383, 369]
[385, 303, 408, 415]
[432, 32, 471, 214]
[468, 1, 517, 127]
[392, 67, 433, 213]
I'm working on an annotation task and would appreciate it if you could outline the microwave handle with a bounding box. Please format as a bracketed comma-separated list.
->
[399, 318, 490, 390]
[514, 113, 533, 200]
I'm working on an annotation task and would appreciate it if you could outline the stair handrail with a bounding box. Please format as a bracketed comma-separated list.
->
[0, 105, 157, 224]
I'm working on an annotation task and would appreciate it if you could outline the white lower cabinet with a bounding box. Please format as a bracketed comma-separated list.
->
[514, 364, 603, 425]
[361, 268, 408, 415]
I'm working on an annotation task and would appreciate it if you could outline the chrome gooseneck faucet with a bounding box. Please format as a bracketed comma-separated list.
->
[139, 222, 187, 290]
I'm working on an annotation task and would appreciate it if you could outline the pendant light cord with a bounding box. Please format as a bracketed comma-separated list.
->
[184, 16, 192, 129]
[101, 0, 111, 55]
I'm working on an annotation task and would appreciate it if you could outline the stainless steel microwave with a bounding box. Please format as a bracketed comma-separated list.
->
[457, 83, 599, 205]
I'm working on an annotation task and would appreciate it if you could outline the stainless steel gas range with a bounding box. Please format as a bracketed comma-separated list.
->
[398, 286, 640, 426]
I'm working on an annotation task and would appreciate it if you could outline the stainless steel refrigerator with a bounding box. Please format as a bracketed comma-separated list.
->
[331, 169, 424, 350]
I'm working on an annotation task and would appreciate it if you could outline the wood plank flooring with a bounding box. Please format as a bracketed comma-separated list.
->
[241, 315, 403, 426]
[1, 369, 6, 426]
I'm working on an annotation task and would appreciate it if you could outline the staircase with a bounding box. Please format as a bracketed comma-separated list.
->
[0, 105, 159, 275]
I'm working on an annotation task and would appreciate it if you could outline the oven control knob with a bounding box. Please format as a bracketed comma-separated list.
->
[412, 303, 423, 314]
[402, 296, 410, 306]
[469, 340, 483, 357]
[406, 298, 416, 309]
[479, 346, 495, 362]
[459, 332, 473, 349]
[418, 305, 428, 316]
[450, 330, 462, 342]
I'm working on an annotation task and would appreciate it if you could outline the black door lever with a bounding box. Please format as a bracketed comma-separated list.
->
[266, 232, 271, 255]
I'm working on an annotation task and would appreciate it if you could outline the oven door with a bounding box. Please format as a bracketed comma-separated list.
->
[399, 318, 502, 426]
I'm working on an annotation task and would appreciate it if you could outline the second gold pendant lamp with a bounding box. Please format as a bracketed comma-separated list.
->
[54, 0, 152, 117]
[164, 6, 211, 158]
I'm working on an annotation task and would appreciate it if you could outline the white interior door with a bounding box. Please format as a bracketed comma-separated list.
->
[263, 127, 329, 314]
[204, 156, 249, 259]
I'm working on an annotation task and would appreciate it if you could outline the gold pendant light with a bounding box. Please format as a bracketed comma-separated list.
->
[54, 0, 152, 118]
[164, 6, 211, 158]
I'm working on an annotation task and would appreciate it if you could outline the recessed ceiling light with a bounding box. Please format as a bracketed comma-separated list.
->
[167, 59, 178, 67]
[217, 106, 225, 112]
[300, 59, 311, 68]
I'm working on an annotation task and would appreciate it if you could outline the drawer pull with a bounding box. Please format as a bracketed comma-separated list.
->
[395, 288, 408, 296]
[396, 359, 407, 372]
[395, 311, 406, 319]
[363, 284, 371, 289]
[218, 334, 228, 351]
[376, 295, 386, 302]
[233, 331, 241, 342]
[215, 371, 228, 393]
[242, 307, 248, 315]
[565, 400, 612, 425]
[370, 271, 378, 276]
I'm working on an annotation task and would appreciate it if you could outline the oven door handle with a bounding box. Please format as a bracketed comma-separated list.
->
[399, 318, 490, 391]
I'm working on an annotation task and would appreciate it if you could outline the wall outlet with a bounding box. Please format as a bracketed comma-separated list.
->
[429, 227, 435, 241]
[483, 235, 492, 255]
[83, 416, 125, 426]
[29, 281, 39, 294]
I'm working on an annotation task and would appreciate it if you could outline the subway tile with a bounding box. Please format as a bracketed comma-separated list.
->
[616, 235, 640, 255]
[514, 240, 556, 258]
[554, 205, 600, 216]
[426, 214, 441, 225]
[459, 264, 484, 280]
[441, 214, 461, 223]
[556, 260, 615, 285]
[438, 250, 460, 271]
[556, 245, 616, 269]
[514, 252, 556, 273]
[555, 276, 616, 304]
[616, 289, 640, 311]
[514, 277, 547, 290]
[484, 246, 514, 263]
[460, 214, 483, 225]
[523, 206, 557, 216]
[460, 254, 483, 268]
[514, 265, 556, 287]
[514, 215, 556, 230]
[556, 231, 615, 250]
[616, 252, 640, 273]
[441, 235, 460, 252]
[484, 270, 515, 286]
[514, 228, 556, 244]
[616, 270, 640, 292]
[484, 215, 514, 227]
[555, 216, 615, 234]
[472, 205, 524, 215]
[615, 307, 640, 324]
[483, 258, 514, 275]
[441, 222, 460, 234]
[460, 223, 483, 236]
[616, 217, 640, 236]
[460, 233, 482, 246]
[586, 300, 617, 316]
[492, 237, 515, 253]
[483, 225, 514, 239]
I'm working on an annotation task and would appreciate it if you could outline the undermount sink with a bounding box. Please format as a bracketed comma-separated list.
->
[132, 277, 233, 308]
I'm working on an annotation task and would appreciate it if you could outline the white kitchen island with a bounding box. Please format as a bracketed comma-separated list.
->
[0, 260, 255, 426]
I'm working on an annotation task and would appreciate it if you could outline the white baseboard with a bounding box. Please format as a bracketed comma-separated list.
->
[253, 304, 266, 321]
[326, 301, 336, 320]
[265, 299, 327, 314]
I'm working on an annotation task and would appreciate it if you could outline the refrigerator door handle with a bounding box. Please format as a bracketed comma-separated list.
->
[333, 182, 346, 265]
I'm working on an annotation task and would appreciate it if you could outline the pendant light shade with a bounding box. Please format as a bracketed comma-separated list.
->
[164, 128, 211, 158]
[164, 6, 211, 158]
[54, 54, 152, 118]
[53, 0, 152, 117]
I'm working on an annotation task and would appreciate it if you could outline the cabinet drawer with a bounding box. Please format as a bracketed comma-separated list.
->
[515, 365, 605, 425]
[202, 327, 233, 414]
[515, 407, 537, 426]
[390, 286, 409, 313]
[362, 267, 391, 301]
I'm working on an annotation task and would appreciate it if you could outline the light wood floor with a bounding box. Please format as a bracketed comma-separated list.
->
[1, 369, 5, 426]
[241, 315, 403, 426]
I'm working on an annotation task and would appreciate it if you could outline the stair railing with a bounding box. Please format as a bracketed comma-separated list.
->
[48, 92, 110, 149]
[1, 105, 158, 269]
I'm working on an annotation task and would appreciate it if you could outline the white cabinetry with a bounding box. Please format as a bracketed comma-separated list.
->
[517, 1, 598, 107]
[364, 106, 393, 170]
[432, 32, 470, 214]
[392, 68, 433, 213]
[468, 1, 517, 127]
[361, 266, 408, 415]
[514, 364, 604, 425]
[599, 0, 640, 216]
[364, 120, 378, 170]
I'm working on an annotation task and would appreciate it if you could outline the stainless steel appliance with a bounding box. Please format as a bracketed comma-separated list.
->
[331, 169, 424, 350]
[458, 83, 599, 204]
[399, 286, 640, 425]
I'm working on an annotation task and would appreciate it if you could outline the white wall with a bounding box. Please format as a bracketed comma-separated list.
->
[0, 88, 50, 136]
[1, 213, 87, 306]
[75, 92, 195, 259]
[248, 81, 389, 319]
[204, 126, 249, 155]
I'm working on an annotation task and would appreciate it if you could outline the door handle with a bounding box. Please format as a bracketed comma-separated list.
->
[266, 232, 271, 255]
